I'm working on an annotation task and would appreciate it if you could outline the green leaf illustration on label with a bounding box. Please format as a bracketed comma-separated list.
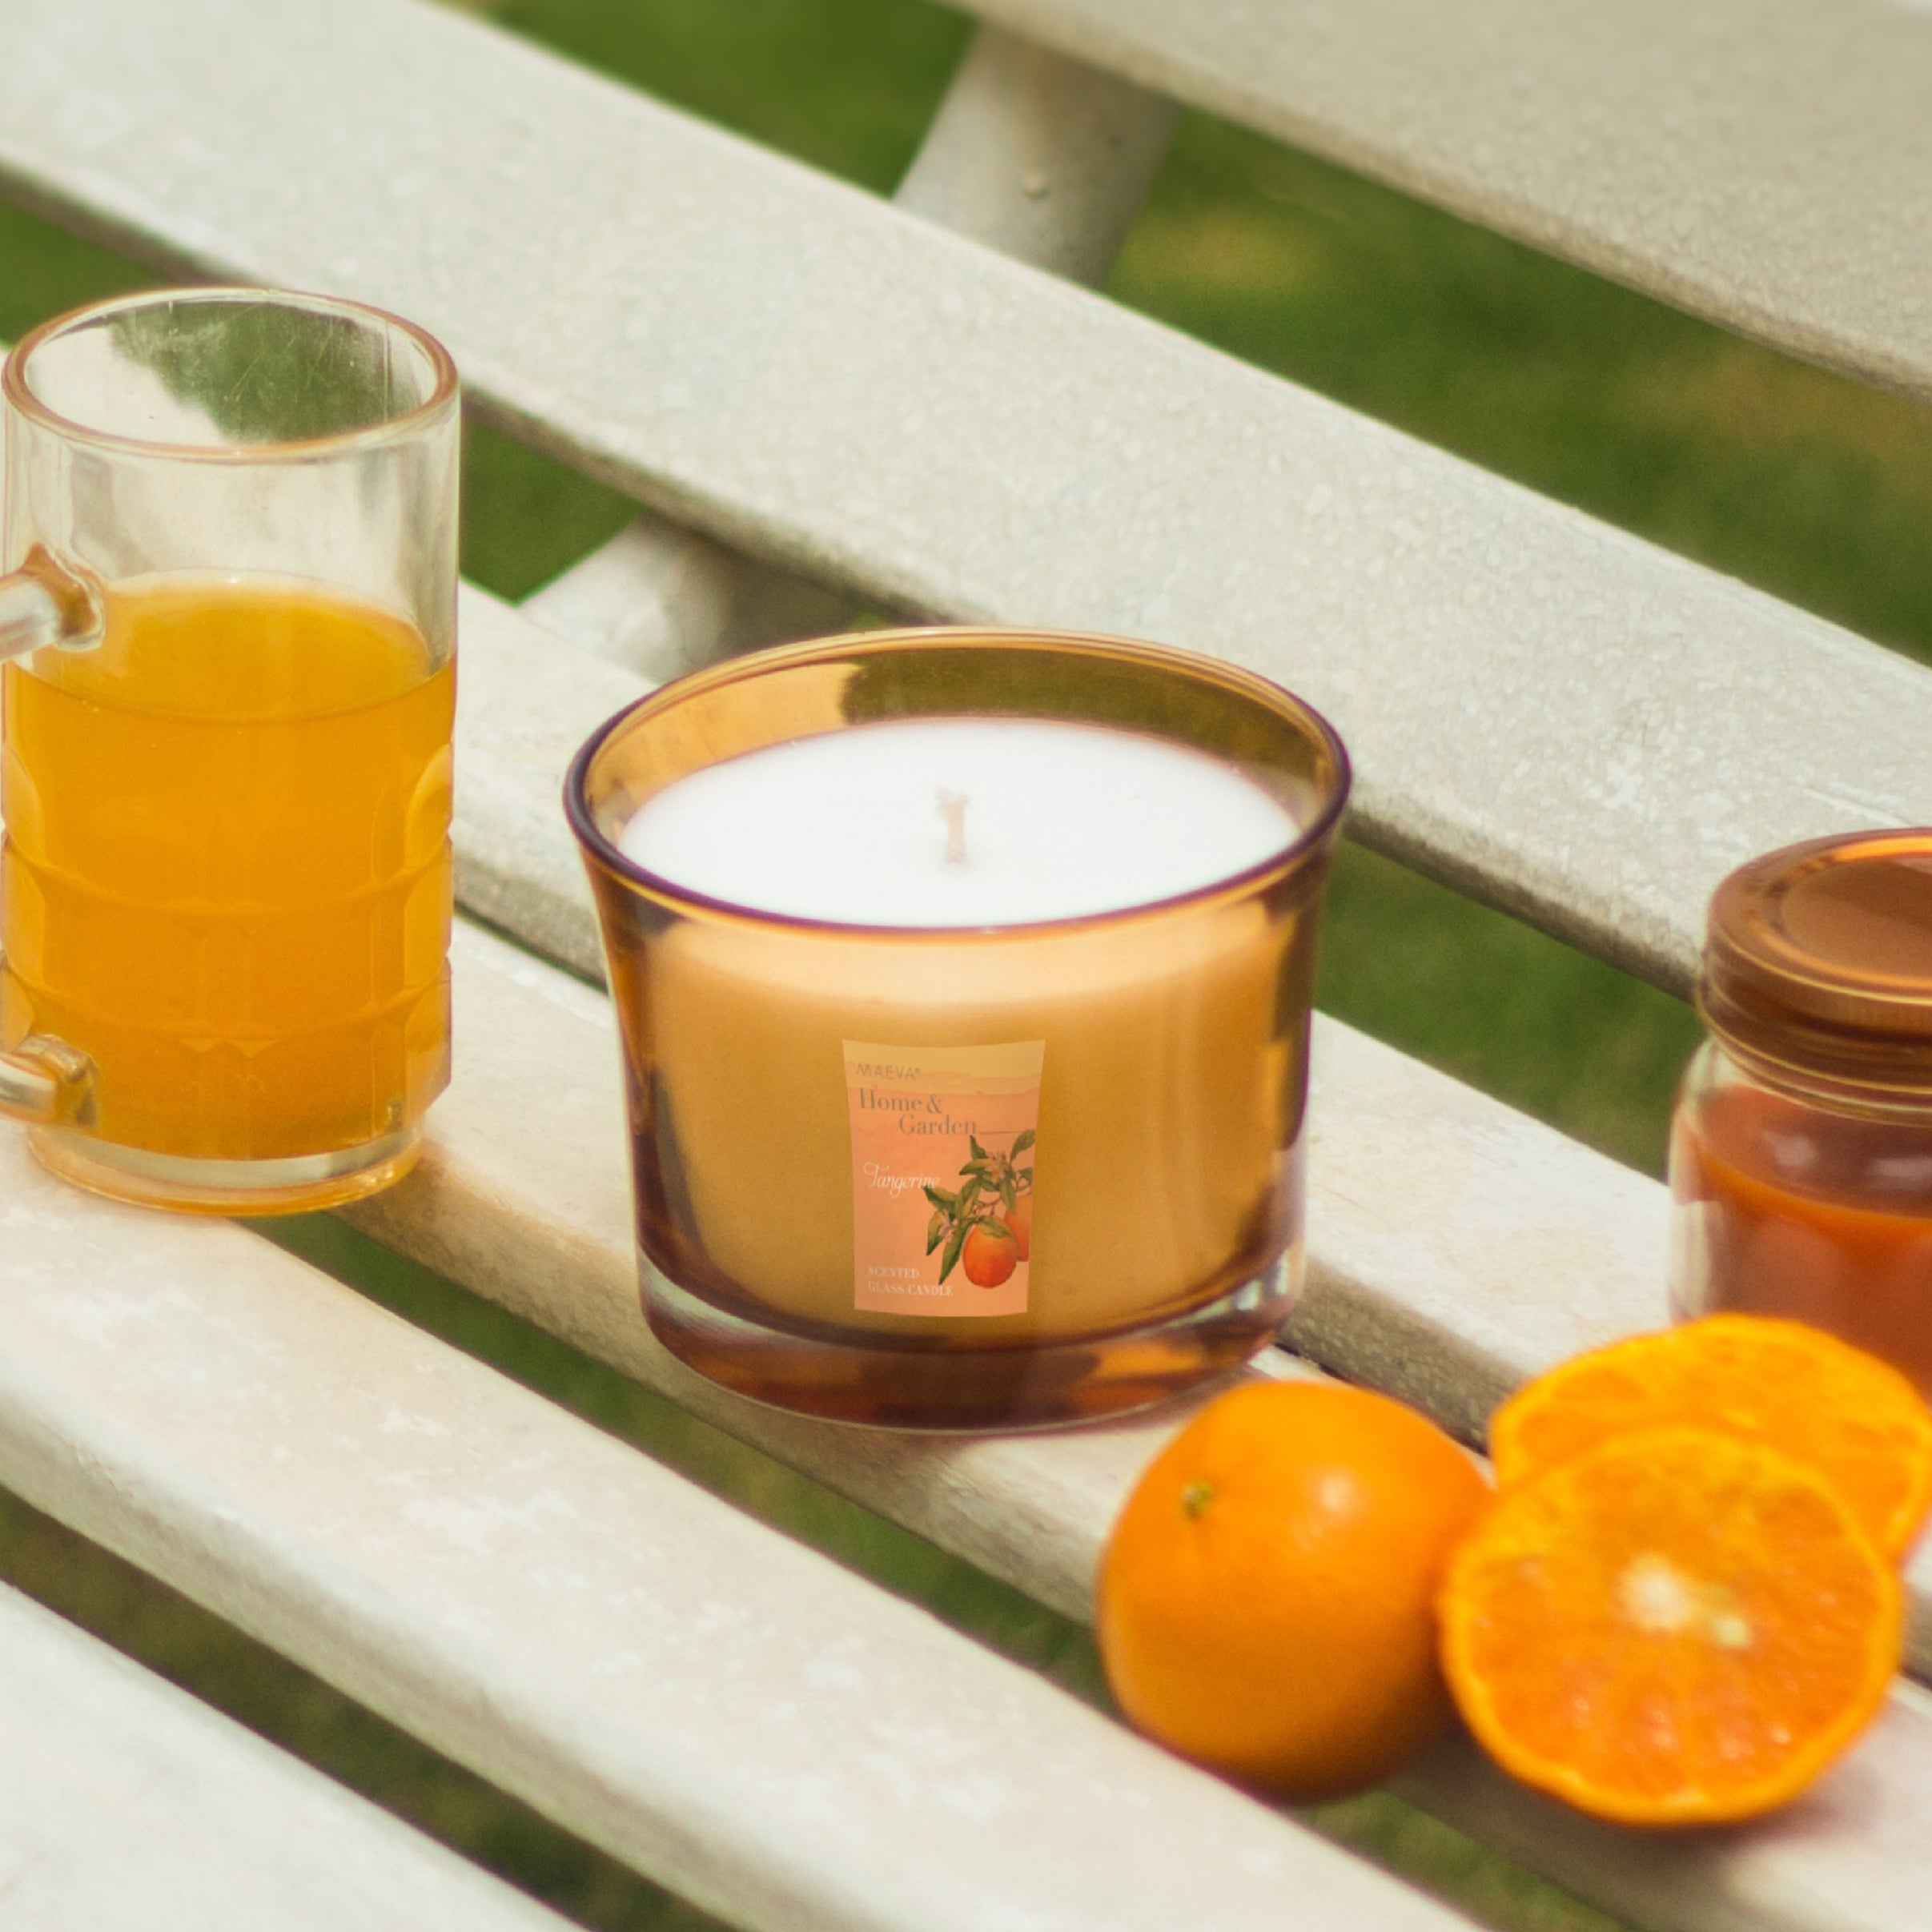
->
[938, 1216, 970, 1284]
[922, 1124, 1036, 1291]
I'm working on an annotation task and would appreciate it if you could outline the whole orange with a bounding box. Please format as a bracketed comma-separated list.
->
[1097, 1379, 1489, 1801]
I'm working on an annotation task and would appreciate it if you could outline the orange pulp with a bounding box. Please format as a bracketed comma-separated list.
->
[1, 576, 453, 1162]
[1441, 1426, 1901, 1825]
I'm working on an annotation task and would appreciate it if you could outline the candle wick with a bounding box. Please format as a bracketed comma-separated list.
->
[937, 789, 969, 867]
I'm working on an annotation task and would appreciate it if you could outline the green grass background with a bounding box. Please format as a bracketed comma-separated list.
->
[4, 0, 1930, 1926]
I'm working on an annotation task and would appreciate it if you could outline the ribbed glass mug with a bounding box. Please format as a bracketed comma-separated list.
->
[0, 287, 459, 1212]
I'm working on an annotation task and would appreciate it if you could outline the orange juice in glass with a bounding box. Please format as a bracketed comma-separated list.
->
[0, 289, 459, 1212]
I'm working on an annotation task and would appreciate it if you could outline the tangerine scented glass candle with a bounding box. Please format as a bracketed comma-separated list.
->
[1670, 830, 1932, 1396]
[566, 629, 1351, 1429]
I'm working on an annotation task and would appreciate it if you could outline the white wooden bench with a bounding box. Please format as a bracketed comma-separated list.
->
[2, 1, 1930, 1926]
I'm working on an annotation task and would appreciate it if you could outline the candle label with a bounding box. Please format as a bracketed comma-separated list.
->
[842, 1039, 1043, 1317]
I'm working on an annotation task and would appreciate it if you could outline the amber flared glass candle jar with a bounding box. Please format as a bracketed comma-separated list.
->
[566, 629, 1351, 1429]
[1670, 831, 1932, 1395]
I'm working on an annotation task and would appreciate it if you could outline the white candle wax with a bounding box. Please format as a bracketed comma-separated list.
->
[618, 718, 1299, 926]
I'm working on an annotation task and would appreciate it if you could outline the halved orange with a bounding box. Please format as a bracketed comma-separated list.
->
[1489, 1315, 1932, 1560]
[1441, 1426, 1901, 1825]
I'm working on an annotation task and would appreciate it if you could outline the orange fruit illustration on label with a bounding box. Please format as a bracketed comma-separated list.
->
[1489, 1315, 1932, 1560]
[1098, 1380, 1489, 1801]
[1441, 1424, 1901, 1825]
[925, 1129, 1034, 1288]
[1002, 1191, 1033, 1260]
[962, 1219, 1018, 1288]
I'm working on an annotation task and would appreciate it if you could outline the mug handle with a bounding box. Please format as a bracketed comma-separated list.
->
[0, 544, 104, 663]
[0, 546, 102, 1126]
[0, 1028, 95, 1127]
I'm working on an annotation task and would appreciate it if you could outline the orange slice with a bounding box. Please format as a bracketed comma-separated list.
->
[1441, 1426, 1901, 1824]
[1489, 1315, 1932, 1560]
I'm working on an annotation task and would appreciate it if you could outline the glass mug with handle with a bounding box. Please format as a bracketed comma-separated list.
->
[0, 287, 458, 1212]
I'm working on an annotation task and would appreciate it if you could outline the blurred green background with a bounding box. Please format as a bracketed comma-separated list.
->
[3, 1, 1930, 1928]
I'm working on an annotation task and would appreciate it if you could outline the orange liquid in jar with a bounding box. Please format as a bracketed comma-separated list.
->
[1672, 1082, 1932, 1395]
[1, 576, 453, 1162]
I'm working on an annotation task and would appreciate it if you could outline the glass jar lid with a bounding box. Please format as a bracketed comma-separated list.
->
[1699, 830, 1932, 1093]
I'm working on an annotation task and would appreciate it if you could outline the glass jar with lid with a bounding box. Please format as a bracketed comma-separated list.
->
[1670, 830, 1932, 1396]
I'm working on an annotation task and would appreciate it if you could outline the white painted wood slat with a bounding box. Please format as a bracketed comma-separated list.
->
[2, 0, 1928, 994]
[966, 0, 1932, 405]
[0, 1127, 1472, 1932]
[0, 1582, 574, 1930]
